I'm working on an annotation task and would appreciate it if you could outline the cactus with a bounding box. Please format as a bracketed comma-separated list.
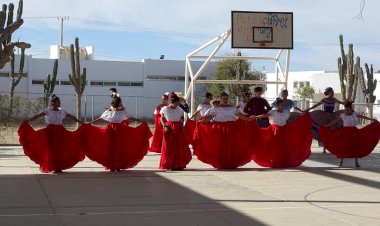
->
[338, 34, 360, 102]
[68, 37, 86, 125]
[8, 47, 25, 115]
[358, 63, 377, 118]
[43, 59, 58, 107]
[0, 0, 30, 70]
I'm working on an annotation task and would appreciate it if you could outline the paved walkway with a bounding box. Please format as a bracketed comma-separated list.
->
[0, 144, 379, 226]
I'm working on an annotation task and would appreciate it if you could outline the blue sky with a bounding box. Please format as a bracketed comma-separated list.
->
[12, 0, 380, 72]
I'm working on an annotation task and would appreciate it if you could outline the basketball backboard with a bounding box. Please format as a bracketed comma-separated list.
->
[231, 11, 293, 49]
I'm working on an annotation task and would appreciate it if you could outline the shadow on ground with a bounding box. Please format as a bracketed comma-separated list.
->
[0, 170, 267, 226]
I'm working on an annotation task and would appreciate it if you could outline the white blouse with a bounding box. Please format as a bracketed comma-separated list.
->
[206, 106, 238, 122]
[101, 110, 129, 123]
[43, 107, 67, 125]
[160, 106, 184, 122]
[237, 101, 248, 115]
[196, 103, 213, 116]
[340, 112, 359, 127]
[268, 110, 290, 126]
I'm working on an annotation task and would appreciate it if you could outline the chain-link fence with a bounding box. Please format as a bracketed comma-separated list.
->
[1, 91, 379, 144]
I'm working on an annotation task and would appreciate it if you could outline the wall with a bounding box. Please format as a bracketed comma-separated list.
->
[0, 55, 216, 119]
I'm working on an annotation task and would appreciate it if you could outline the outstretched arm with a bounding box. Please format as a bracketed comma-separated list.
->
[255, 113, 270, 119]
[190, 110, 200, 119]
[25, 112, 46, 122]
[304, 102, 322, 112]
[335, 98, 344, 105]
[66, 113, 84, 125]
[357, 115, 376, 122]
[325, 117, 342, 128]
[236, 112, 252, 121]
[89, 117, 103, 124]
[199, 115, 215, 123]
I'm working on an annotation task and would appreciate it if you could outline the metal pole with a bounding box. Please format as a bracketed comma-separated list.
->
[135, 96, 138, 119]
[60, 17, 63, 46]
[58, 16, 69, 46]
[190, 81, 196, 115]
[91, 95, 94, 121]
[284, 50, 291, 89]
[236, 51, 241, 105]
[84, 95, 87, 122]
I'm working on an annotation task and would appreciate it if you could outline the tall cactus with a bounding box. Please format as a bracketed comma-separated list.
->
[0, 0, 30, 69]
[338, 34, 360, 102]
[358, 63, 377, 118]
[43, 59, 58, 107]
[8, 48, 25, 116]
[68, 37, 86, 125]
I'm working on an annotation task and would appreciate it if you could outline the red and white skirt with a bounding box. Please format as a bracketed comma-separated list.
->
[84, 122, 152, 170]
[318, 121, 380, 158]
[160, 121, 192, 170]
[150, 113, 163, 153]
[193, 119, 254, 169]
[251, 114, 313, 168]
[18, 122, 86, 173]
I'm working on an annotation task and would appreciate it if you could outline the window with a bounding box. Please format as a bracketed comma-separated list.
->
[0, 72, 27, 77]
[118, 81, 131, 86]
[32, 80, 44, 85]
[293, 81, 298, 88]
[299, 81, 305, 88]
[60, 80, 72, 85]
[130, 81, 143, 87]
[147, 75, 185, 81]
[306, 81, 310, 87]
[90, 81, 103, 86]
[103, 81, 117, 86]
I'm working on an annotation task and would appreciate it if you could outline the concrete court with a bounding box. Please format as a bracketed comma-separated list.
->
[0, 144, 379, 226]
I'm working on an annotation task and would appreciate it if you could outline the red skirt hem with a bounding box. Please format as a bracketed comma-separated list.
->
[193, 120, 254, 169]
[251, 114, 313, 168]
[160, 121, 192, 170]
[318, 121, 380, 158]
[84, 122, 152, 170]
[18, 122, 85, 173]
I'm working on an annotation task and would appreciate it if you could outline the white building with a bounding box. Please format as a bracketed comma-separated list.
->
[0, 55, 215, 119]
[266, 71, 380, 117]
[1, 54, 379, 119]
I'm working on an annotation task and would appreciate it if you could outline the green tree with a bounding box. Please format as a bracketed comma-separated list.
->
[209, 54, 265, 99]
[296, 85, 315, 100]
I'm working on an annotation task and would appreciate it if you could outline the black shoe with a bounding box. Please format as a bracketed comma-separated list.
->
[54, 170, 63, 174]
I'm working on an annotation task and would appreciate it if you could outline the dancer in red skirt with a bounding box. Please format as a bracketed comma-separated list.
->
[185, 92, 213, 146]
[194, 92, 254, 169]
[190, 92, 213, 119]
[304, 87, 344, 153]
[86, 97, 152, 171]
[159, 94, 192, 170]
[251, 99, 313, 168]
[18, 95, 85, 173]
[237, 92, 251, 115]
[319, 102, 379, 167]
[150, 93, 169, 153]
